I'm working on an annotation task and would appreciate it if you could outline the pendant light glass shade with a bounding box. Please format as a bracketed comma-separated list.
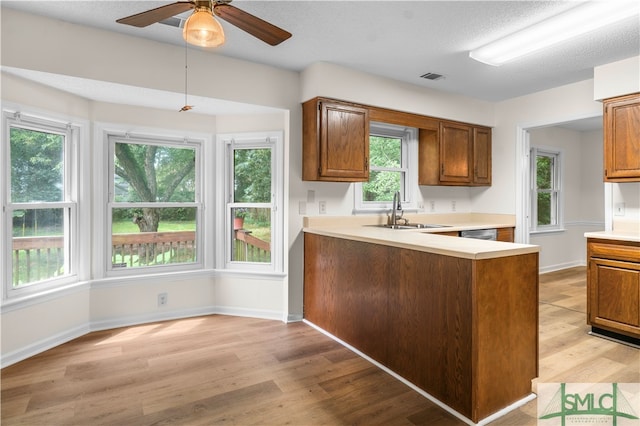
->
[183, 8, 225, 48]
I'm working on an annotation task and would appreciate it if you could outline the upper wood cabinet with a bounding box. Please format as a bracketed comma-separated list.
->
[419, 121, 492, 186]
[302, 96, 492, 186]
[473, 127, 492, 185]
[302, 97, 370, 182]
[604, 93, 640, 182]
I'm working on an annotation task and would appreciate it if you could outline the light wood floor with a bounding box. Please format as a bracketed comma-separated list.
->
[2, 267, 638, 425]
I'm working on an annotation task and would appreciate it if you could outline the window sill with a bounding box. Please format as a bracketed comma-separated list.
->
[530, 228, 566, 236]
[214, 269, 287, 281]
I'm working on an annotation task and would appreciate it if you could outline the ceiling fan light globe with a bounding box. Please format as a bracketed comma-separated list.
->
[183, 9, 225, 48]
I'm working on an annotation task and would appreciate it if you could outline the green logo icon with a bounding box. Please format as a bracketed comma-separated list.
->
[539, 383, 639, 426]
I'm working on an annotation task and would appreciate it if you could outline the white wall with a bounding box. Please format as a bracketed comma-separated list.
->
[594, 56, 640, 101]
[612, 183, 640, 233]
[485, 80, 603, 244]
[528, 127, 605, 272]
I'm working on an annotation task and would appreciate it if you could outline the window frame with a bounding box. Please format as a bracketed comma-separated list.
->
[105, 132, 204, 276]
[529, 146, 564, 233]
[2, 109, 82, 299]
[217, 132, 283, 274]
[354, 122, 418, 213]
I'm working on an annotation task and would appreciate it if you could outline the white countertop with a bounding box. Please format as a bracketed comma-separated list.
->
[303, 214, 539, 260]
[584, 230, 640, 243]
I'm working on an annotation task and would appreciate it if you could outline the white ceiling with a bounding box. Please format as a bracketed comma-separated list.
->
[2, 0, 638, 128]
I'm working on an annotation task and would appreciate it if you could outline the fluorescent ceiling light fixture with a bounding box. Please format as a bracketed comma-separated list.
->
[469, 1, 640, 66]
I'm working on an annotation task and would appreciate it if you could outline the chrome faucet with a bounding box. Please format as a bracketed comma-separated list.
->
[390, 190, 404, 227]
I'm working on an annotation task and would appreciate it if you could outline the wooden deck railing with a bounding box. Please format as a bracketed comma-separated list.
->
[111, 231, 197, 267]
[12, 236, 64, 285]
[11, 230, 271, 285]
[234, 230, 271, 262]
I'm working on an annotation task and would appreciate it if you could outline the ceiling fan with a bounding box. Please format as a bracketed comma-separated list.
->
[116, 0, 292, 47]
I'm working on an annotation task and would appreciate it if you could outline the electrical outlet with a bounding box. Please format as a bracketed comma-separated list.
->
[430, 200, 436, 212]
[614, 202, 625, 216]
[158, 292, 168, 306]
[319, 201, 327, 214]
[451, 200, 456, 212]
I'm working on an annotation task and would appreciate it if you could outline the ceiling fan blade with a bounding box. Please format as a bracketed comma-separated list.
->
[117, 2, 195, 28]
[214, 4, 291, 46]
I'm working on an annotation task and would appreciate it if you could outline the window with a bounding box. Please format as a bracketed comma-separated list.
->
[108, 134, 202, 273]
[3, 111, 79, 295]
[355, 122, 417, 211]
[530, 147, 563, 232]
[220, 132, 283, 273]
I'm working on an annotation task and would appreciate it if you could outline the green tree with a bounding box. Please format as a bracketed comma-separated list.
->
[115, 142, 195, 232]
[363, 136, 401, 201]
[10, 128, 64, 230]
[10, 128, 63, 203]
[536, 156, 552, 225]
[234, 148, 271, 203]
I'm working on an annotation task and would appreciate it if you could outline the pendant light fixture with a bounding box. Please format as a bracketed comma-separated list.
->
[182, 1, 225, 48]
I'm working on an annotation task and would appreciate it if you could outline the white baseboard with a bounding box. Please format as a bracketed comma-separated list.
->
[89, 306, 219, 332]
[287, 313, 303, 322]
[1, 323, 90, 368]
[211, 305, 285, 322]
[539, 260, 586, 274]
[1, 306, 286, 368]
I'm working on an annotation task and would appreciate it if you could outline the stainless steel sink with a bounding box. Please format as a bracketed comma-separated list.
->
[369, 223, 451, 230]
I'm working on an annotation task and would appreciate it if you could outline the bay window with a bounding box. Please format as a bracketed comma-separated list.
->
[3, 110, 80, 296]
[219, 132, 283, 273]
[107, 134, 202, 273]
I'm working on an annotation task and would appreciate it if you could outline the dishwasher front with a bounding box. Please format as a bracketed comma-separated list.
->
[459, 228, 497, 240]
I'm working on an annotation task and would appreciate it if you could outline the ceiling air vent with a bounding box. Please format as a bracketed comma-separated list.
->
[159, 17, 184, 28]
[420, 72, 445, 81]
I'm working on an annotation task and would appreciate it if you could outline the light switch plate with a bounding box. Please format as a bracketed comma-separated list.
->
[614, 202, 625, 216]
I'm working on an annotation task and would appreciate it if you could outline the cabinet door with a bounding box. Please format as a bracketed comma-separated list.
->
[604, 93, 640, 182]
[589, 258, 640, 337]
[319, 101, 369, 180]
[439, 122, 472, 184]
[473, 127, 491, 185]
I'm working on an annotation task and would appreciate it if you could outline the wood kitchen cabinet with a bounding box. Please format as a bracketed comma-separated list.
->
[587, 238, 640, 340]
[304, 232, 538, 423]
[419, 120, 492, 186]
[302, 97, 370, 181]
[497, 227, 515, 242]
[603, 93, 640, 182]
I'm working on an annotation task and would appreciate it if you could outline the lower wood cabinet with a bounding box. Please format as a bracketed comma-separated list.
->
[497, 227, 515, 242]
[304, 233, 538, 423]
[587, 238, 640, 339]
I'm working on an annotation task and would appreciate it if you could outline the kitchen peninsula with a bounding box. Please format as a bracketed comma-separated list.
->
[303, 214, 540, 424]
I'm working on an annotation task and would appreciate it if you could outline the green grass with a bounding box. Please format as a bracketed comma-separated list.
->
[14, 220, 269, 240]
[112, 220, 196, 234]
